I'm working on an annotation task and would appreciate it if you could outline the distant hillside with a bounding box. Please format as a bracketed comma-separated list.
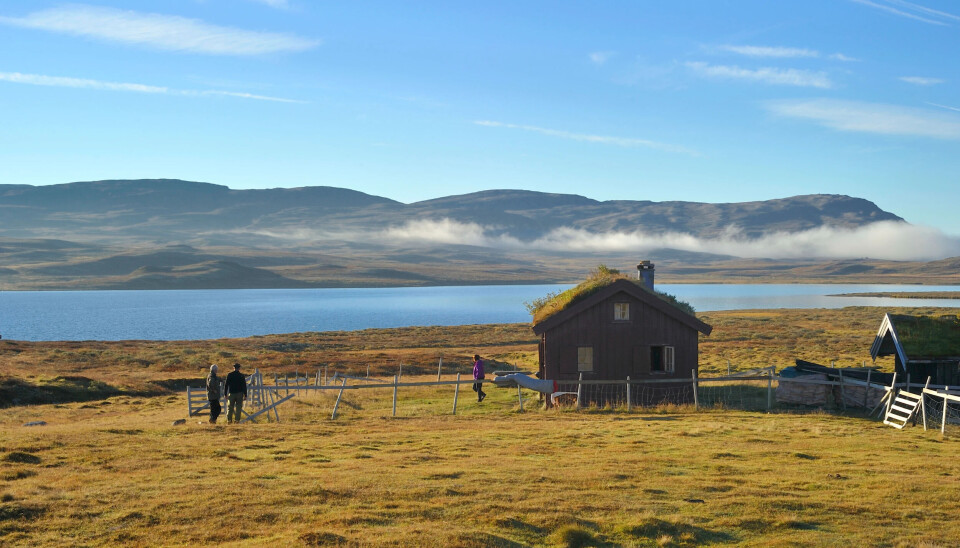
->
[0, 179, 936, 290]
[0, 179, 902, 244]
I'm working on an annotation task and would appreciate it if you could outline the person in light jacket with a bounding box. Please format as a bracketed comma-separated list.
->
[473, 354, 486, 403]
[206, 364, 222, 424]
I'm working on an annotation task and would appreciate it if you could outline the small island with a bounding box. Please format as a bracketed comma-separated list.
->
[830, 291, 960, 299]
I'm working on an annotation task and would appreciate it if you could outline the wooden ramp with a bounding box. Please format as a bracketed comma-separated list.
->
[883, 390, 922, 429]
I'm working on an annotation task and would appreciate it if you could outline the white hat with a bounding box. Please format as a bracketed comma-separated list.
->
[210, 364, 218, 372]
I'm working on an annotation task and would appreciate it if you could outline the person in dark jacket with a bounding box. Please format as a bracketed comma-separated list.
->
[224, 362, 248, 424]
[473, 354, 486, 403]
[206, 364, 222, 424]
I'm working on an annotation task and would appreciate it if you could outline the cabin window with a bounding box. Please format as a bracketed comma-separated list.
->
[578, 346, 594, 372]
[613, 302, 630, 321]
[650, 346, 675, 374]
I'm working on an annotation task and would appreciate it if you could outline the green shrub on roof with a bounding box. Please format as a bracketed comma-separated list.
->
[526, 264, 696, 325]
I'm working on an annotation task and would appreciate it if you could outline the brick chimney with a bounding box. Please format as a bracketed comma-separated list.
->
[636, 261, 655, 291]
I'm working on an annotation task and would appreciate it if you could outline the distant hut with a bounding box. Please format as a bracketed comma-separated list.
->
[531, 263, 712, 405]
[870, 313, 960, 386]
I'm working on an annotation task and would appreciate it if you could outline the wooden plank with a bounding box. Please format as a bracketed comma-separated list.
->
[893, 396, 919, 407]
[452, 373, 460, 415]
[331, 378, 347, 420]
[883, 420, 907, 429]
[897, 391, 922, 401]
[240, 393, 294, 423]
[934, 392, 960, 404]
[888, 406, 914, 418]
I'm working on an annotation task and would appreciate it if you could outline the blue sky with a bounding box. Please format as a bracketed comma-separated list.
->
[2, 0, 960, 236]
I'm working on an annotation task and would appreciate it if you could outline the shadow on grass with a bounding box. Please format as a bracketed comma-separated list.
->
[619, 518, 734, 546]
[0, 375, 163, 408]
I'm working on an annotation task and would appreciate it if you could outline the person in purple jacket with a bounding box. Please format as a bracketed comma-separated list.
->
[472, 354, 486, 402]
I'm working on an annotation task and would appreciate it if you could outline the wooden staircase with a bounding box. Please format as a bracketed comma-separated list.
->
[883, 389, 922, 429]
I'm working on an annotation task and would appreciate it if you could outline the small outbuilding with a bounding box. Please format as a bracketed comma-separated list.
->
[870, 313, 960, 386]
[531, 263, 712, 405]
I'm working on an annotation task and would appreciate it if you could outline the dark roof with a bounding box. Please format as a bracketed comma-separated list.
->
[870, 313, 960, 363]
[532, 278, 712, 336]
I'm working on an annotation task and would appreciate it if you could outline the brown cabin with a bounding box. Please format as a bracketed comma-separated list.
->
[532, 272, 712, 405]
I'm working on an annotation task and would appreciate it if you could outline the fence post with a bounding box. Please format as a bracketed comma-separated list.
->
[331, 378, 347, 420]
[838, 369, 846, 410]
[517, 384, 524, 412]
[942, 389, 949, 434]
[767, 368, 773, 411]
[727, 360, 731, 375]
[398, 362, 403, 381]
[452, 372, 460, 415]
[692, 370, 699, 411]
[886, 372, 897, 417]
[906, 374, 911, 392]
[323, 366, 327, 386]
[437, 357, 443, 382]
[367, 365, 370, 378]
[392, 375, 398, 417]
[864, 370, 872, 408]
[576, 372, 583, 410]
[186, 385, 192, 416]
[626, 376, 631, 412]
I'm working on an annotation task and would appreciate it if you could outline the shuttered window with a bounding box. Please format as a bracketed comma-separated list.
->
[650, 345, 675, 374]
[578, 346, 594, 372]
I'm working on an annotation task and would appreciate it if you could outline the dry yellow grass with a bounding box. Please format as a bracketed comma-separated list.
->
[2, 387, 960, 546]
[3, 306, 960, 546]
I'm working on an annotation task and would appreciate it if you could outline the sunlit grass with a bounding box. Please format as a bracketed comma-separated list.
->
[4, 306, 960, 545]
[2, 393, 959, 546]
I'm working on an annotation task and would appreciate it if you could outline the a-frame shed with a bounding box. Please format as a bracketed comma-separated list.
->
[870, 313, 960, 386]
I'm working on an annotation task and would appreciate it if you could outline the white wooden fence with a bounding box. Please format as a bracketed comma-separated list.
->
[188, 366, 942, 423]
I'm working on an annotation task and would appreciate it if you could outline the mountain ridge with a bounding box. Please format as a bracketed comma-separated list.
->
[0, 179, 903, 244]
[0, 179, 934, 290]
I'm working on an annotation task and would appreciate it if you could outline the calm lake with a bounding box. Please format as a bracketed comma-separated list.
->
[2, 283, 960, 341]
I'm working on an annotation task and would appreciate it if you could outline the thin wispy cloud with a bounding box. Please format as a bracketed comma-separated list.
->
[927, 102, 960, 113]
[850, 0, 954, 25]
[686, 62, 832, 88]
[0, 71, 305, 103]
[589, 51, 616, 65]
[766, 98, 960, 139]
[717, 45, 819, 58]
[900, 76, 944, 86]
[474, 120, 695, 155]
[714, 45, 856, 62]
[829, 53, 859, 62]
[886, 0, 960, 21]
[0, 5, 320, 55]
[377, 219, 960, 261]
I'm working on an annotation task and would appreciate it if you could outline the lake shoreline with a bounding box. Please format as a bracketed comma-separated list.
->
[4, 283, 960, 341]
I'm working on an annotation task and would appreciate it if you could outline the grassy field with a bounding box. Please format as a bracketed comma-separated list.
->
[2, 306, 959, 546]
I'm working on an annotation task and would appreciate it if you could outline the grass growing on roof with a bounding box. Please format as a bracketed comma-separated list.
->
[526, 264, 696, 325]
[891, 313, 960, 358]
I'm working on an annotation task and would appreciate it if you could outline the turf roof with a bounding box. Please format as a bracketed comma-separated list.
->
[528, 268, 695, 326]
[889, 314, 960, 358]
